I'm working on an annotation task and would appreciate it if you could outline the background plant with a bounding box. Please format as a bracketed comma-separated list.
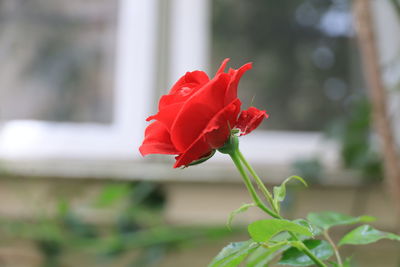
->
[0, 182, 235, 267]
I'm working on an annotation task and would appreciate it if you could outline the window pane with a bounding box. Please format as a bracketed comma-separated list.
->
[0, 0, 117, 123]
[212, 0, 363, 131]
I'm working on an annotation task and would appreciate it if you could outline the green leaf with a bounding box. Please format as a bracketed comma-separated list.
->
[339, 224, 400, 246]
[246, 244, 286, 267]
[307, 211, 375, 230]
[226, 203, 256, 229]
[293, 219, 322, 237]
[208, 240, 258, 267]
[248, 219, 313, 243]
[273, 176, 307, 212]
[279, 240, 334, 266]
[269, 219, 321, 244]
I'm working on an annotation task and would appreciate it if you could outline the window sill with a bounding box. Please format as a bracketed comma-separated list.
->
[0, 156, 362, 187]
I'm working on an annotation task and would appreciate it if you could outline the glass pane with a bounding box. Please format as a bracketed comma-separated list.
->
[0, 0, 117, 123]
[212, 0, 364, 131]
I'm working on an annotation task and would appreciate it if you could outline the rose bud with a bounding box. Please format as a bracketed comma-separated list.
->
[139, 58, 268, 168]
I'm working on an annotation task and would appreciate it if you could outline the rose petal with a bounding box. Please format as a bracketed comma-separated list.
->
[159, 84, 197, 109]
[139, 121, 179, 156]
[216, 58, 230, 75]
[204, 98, 241, 148]
[156, 71, 210, 111]
[170, 73, 230, 151]
[146, 102, 184, 130]
[169, 71, 209, 95]
[236, 107, 268, 136]
[173, 140, 212, 168]
[224, 63, 252, 105]
[173, 99, 241, 168]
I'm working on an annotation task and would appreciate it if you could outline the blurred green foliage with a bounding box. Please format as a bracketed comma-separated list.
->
[0, 182, 236, 267]
[326, 98, 382, 181]
[390, 0, 400, 18]
[293, 97, 383, 182]
[292, 158, 323, 184]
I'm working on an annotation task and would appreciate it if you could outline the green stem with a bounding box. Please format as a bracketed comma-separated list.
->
[229, 151, 278, 218]
[273, 217, 326, 267]
[234, 149, 327, 267]
[237, 150, 275, 208]
[323, 230, 343, 267]
[296, 240, 328, 267]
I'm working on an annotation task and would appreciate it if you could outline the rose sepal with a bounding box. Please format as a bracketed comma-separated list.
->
[217, 133, 239, 155]
[185, 150, 216, 167]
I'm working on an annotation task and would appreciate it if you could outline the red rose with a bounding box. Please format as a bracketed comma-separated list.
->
[139, 58, 268, 168]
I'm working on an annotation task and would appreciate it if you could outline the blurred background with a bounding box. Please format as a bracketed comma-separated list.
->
[0, 0, 399, 266]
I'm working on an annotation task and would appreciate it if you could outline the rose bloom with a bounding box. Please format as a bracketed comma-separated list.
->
[139, 58, 268, 168]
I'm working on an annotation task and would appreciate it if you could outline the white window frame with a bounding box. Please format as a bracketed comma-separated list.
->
[2, 0, 396, 181]
[0, 0, 158, 161]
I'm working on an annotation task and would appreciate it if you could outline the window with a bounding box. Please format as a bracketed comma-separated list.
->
[1, 0, 398, 179]
[212, 0, 360, 132]
[0, 0, 116, 123]
[0, 0, 158, 161]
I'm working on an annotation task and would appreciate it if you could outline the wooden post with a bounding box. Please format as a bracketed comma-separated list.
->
[353, 0, 400, 223]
